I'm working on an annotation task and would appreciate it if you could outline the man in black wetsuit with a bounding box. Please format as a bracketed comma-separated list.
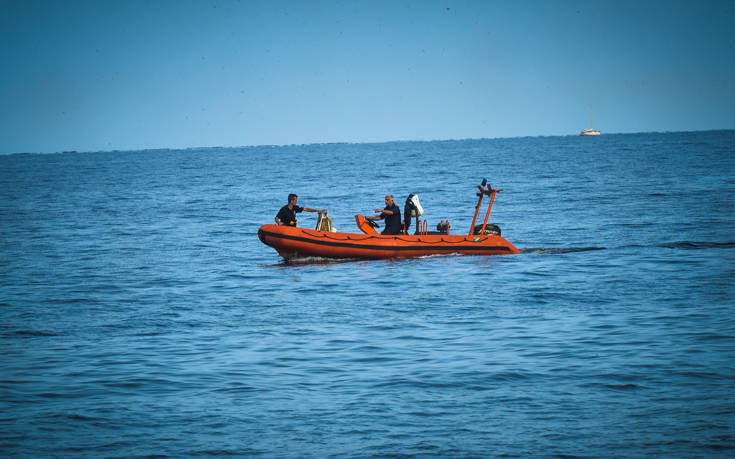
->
[275, 194, 325, 227]
[366, 194, 402, 235]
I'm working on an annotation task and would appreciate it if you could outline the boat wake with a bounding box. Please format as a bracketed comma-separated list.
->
[522, 241, 735, 255]
[522, 247, 606, 255]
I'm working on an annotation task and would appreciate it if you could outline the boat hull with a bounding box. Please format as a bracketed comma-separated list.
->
[258, 224, 521, 260]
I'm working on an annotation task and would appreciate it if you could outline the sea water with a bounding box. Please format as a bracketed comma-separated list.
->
[1, 131, 734, 457]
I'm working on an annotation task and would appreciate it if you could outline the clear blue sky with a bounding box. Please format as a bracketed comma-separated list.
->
[1, 0, 734, 154]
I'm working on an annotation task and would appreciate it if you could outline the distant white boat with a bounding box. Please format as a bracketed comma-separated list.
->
[580, 129, 600, 136]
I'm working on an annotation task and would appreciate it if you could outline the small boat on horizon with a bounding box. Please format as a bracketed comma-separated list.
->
[580, 128, 601, 136]
[258, 180, 521, 261]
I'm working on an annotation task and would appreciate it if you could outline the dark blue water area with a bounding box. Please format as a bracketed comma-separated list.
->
[1, 131, 734, 457]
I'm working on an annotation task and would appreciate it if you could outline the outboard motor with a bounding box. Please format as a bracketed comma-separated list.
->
[473, 224, 501, 236]
[404, 194, 424, 233]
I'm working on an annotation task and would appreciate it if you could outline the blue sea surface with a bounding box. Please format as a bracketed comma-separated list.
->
[1, 131, 734, 457]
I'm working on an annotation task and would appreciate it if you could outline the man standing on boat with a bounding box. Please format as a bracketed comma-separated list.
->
[275, 194, 325, 227]
[366, 194, 402, 235]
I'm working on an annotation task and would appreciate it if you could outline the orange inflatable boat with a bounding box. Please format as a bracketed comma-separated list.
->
[258, 180, 521, 261]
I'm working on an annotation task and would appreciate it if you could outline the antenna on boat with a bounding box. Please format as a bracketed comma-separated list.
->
[480, 185, 502, 235]
[469, 178, 502, 236]
[469, 179, 487, 235]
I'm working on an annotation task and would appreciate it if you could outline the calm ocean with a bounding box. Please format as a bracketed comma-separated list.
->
[1, 131, 734, 457]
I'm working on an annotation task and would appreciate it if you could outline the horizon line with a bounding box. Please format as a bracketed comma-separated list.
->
[5, 128, 734, 157]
